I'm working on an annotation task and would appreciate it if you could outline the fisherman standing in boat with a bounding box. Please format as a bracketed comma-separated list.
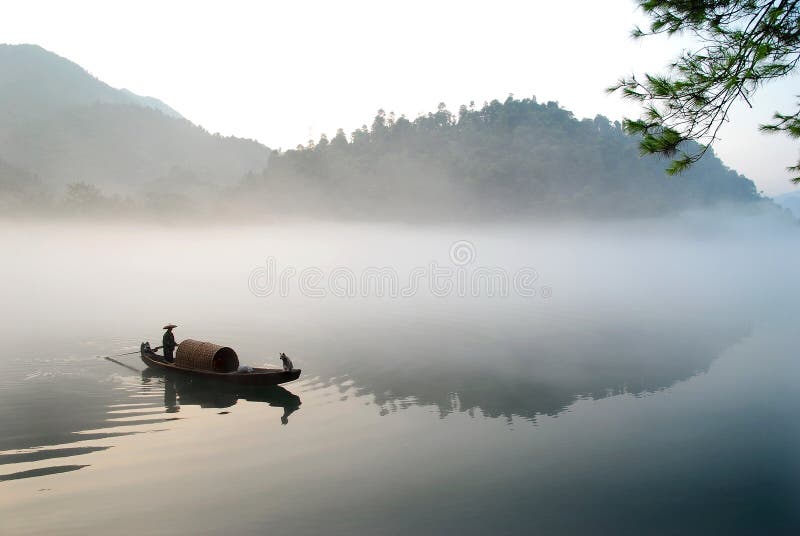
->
[162, 324, 178, 363]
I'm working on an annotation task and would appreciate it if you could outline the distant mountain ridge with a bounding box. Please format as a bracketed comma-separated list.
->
[0, 43, 269, 197]
[0, 44, 780, 220]
[0, 44, 182, 120]
[118, 88, 183, 119]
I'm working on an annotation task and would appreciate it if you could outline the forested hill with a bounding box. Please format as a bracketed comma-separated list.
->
[235, 97, 762, 220]
[0, 44, 767, 220]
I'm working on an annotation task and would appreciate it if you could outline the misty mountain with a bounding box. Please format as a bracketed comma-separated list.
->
[0, 156, 43, 209]
[235, 98, 765, 220]
[0, 44, 181, 120]
[0, 44, 269, 196]
[0, 45, 774, 221]
[773, 190, 800, 218]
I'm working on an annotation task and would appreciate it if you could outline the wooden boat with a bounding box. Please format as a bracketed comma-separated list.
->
[140, 343, 301, 386]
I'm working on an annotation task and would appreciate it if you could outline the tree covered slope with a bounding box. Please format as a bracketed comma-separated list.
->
[237, 97, 761, 219]
[0, 45, 768, 220]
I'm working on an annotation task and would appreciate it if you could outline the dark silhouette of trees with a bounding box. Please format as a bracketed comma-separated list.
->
[236, 96, 762, 220]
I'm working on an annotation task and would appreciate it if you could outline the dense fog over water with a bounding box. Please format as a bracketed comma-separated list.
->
[1, 213, 799, 534]
[2, 213, 797, 418]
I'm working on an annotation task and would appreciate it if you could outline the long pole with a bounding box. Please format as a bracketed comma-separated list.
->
[96, 350, 140, 359]
[103, 356, 142, 373]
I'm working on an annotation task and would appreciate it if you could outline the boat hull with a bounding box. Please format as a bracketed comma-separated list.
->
[140, 348, 301, 386]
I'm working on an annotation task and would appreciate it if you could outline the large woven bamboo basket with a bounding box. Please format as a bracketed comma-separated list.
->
[175, 339, 239, 373]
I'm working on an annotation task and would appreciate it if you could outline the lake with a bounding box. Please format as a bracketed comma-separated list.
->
[1, 218, 799, 535]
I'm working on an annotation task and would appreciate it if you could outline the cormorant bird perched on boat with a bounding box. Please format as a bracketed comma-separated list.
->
[162, 324, 178, 363]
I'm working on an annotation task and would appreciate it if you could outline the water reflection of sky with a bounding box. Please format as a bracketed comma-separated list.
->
[0, 357, 307, 481]
[2, 321, 799, 535]
[2, 223, 800, 534]
[0, 299, 746, 486]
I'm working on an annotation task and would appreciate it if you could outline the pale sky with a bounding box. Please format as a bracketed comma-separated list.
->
[2, 0, 798, 196]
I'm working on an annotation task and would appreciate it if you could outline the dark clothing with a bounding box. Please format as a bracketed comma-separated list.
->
[163, 330, 177, 363]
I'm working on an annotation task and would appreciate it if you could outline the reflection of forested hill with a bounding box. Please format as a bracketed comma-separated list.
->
[307, 304, 752, 422]
[237, 98, 764, 220]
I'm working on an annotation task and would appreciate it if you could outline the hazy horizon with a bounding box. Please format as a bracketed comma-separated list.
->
[2, 0, 799, 196]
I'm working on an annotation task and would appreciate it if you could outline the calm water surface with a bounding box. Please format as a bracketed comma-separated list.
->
[1, 221, 799, 535]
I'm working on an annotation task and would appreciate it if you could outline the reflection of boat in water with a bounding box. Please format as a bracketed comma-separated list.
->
[142, 369, 302, 424]
[140, 342, 301, 386]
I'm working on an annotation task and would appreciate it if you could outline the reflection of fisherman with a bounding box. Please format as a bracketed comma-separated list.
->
[162, 324, 178, 363]
[164, 378, 179, 413]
